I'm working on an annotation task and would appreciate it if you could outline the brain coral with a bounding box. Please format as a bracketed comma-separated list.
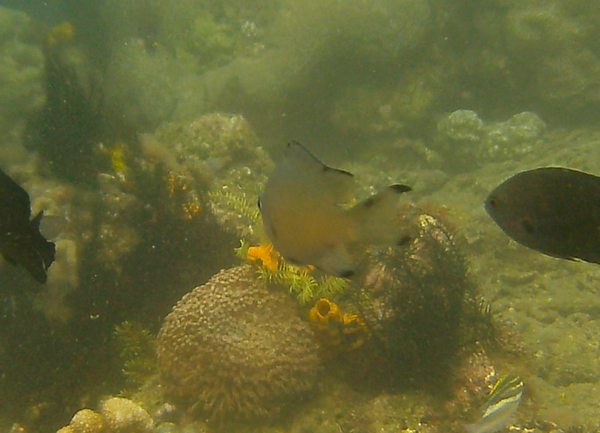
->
[157, 265, 321, 424]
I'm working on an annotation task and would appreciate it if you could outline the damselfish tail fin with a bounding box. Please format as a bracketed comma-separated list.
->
[349, 184, 413, 246]
[462, 423, 477, 433]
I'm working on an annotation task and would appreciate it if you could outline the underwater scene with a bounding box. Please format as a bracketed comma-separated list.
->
[0, 0, 599, 432]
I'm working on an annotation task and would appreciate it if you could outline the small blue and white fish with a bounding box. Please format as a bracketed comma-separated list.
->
[464, 375, 524, 433]
[258, 141, 412, 278]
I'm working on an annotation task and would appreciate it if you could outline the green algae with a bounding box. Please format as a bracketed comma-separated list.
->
[113, 321, 157, 391]
[186, 14, 238, 72]
[256, 260, 349, 305]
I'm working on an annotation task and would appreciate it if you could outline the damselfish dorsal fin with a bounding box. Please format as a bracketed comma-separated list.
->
[31, 210, 44, 229]
[284, 141, 356, 206]
[2, 254, 17, 266]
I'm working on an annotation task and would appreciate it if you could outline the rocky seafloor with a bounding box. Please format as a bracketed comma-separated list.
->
[1, 0, 600, 432]
[3, 115, 598, 433]
[430, 127, 600, 431]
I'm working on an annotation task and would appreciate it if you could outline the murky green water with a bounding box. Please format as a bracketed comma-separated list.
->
[0, 1, 599, 432]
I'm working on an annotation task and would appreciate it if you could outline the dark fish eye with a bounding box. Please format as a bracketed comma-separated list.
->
[363, 197, 375, 208]
[397, 236, 412, 246]
[488, 197, 499, 208]
[521, 219, 534, 234]
[339, 269, 355, 279]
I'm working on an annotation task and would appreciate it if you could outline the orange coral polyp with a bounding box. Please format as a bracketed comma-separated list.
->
[309, 299, 342, 324]
[247, 244, 280, 272]
[48, 22, 75, 47]
[309, 299, 370, 352]
[316, 299, 332, 316]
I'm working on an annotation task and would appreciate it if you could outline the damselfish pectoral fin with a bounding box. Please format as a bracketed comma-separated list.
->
[317, 243, 355, 278]
[2, 253, 17, 266]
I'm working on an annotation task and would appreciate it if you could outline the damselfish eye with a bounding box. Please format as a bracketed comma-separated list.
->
[488, 197, 499, 208]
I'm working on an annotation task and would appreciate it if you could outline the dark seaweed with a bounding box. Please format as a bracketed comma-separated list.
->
[24, 45, 105, 184]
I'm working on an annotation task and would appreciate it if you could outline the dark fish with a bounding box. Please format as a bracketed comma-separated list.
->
[0, 168, 55, 283]
[485, 167, 600, 264]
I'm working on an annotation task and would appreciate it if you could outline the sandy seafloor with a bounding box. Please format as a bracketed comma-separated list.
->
[291, 127, 600, 432]
[9, 126, 598, 433]
[431, 128, 600, 428]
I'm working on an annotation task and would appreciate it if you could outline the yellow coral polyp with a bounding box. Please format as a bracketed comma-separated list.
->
[48, 22, 75, 47]
[164, 172, 202, 220]
[165, 173, 181, 196]
[247, 243, 280, 272]
[182, 202, 201, 219]
[309, 298, 369, 353]
[309, 298, 342, 331]
[341, 313, 369, 350]
[110, 144, 128, 178]
[166, 172, 195, 197]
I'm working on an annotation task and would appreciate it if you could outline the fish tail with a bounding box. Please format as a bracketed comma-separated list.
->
[349, 184, 413, 245]
[462, 423, 477, 433]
